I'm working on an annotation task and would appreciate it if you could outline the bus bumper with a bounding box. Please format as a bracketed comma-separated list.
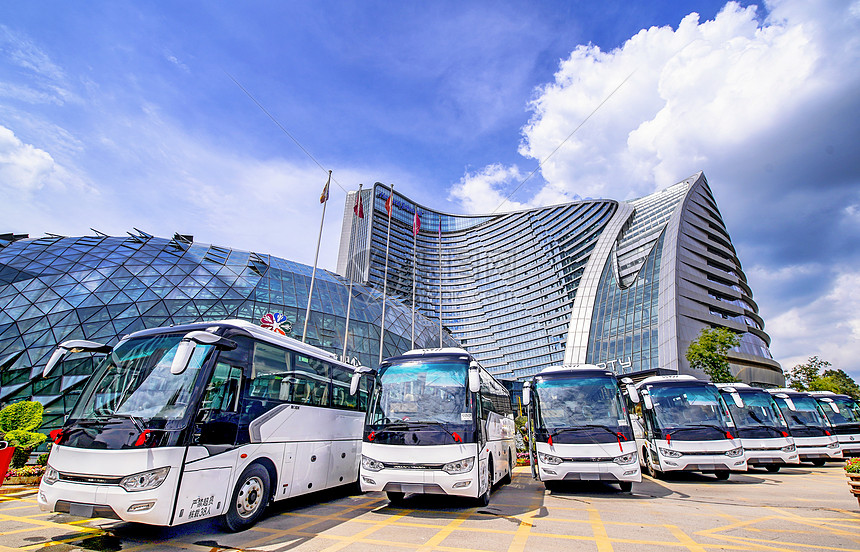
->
[658, 453, 746, 472]
[538, 460, 641, 483]
[38, 476, 179, 526]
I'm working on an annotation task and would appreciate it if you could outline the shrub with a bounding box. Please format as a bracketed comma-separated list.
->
[0, 401, 47, 467]
[37, 453, 49, 466]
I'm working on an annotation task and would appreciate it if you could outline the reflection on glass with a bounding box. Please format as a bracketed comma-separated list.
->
[368, 360, 468, 426]
[70, 334, 212, 422]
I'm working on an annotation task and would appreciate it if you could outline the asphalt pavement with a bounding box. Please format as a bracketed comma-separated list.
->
[1, 463, 858, 551]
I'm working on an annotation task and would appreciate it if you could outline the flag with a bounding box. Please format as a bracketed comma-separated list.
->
[354, 191, 364, 219]
[413, 211, 421, 237]
[385, 193, 393, 217]
[319, 173, 330, 204]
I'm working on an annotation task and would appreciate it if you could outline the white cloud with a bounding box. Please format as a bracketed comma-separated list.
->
[446, 0, 860, 381]
[448, 164, 529, 214]
[0, 25, 76, 105]
[768, 270, 860, 382]
[0, 125, 63, 192]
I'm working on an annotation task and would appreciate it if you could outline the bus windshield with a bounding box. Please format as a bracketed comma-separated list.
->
[727, 391, 788, 438]
[821, 398, 860, 426]
[648, 384, 732, 440]
[775, 395, 829, 435]
[534, 375, 631, 441]
[69, 333, 213, 424]
[368, 359, 469, 427]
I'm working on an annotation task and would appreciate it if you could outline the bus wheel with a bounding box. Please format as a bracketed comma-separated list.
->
[222, 464, 270, 532]
[500, 450, 513, 485]
[477, 459, 492, 506]
[645, 449, 661, 479]
[386, 491, 405, 504]
[765, 465, 781, 473]
[618, 481, 633, 492]
[713, 470, 730, 480]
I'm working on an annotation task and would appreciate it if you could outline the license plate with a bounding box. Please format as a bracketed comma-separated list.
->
[69, 503, 94, 518]
[698, 464, 716, 470]
[580, 473, 600, 480]
[401, 484, 423, 494]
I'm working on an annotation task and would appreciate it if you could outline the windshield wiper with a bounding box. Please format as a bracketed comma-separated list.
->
[406, 421, 464, 442]
[96, 412, 146, 434]
[551, 424, 620, 437]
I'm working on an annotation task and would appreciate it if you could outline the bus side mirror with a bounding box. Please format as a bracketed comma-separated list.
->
[627, 385, 640, 404]
[821, 398, 840, 413]
[43, 340, 112, 377]
[171, 331, 236, 375]
[468, 361, 480, 394]
[775, 393, 796, 411]
[350, 373, 361, 396]
[642, 392, 653, 410]
[522, 381, 531, 406]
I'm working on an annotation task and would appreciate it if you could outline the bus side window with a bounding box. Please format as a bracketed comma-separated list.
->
[292, 354, 330, 407]
[331, 364, 358, 410]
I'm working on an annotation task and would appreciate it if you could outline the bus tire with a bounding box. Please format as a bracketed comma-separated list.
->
[386, 491, 405, 504]
[618, 481, 633, 492]
[644, 449, 662, 479]
[765, 465, 781, 473]
[713, 470, 730, 480]
[500, 450, 513, 485]
[477, 459, 492, 506]
[222, 463, 270, 532]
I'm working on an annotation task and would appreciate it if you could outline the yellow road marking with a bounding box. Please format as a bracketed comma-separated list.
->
[587, 508, 613, 552]
[666, 525, 707, 552]
[417, 511, 472, 551]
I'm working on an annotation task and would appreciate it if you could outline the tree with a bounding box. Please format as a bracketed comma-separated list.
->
[787, 356, 830, 391]
[686, 327, 740, 383]
[788, 357, 860, 400]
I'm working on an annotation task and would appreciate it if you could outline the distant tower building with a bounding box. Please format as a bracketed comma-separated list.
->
[337, 172, 782, 386]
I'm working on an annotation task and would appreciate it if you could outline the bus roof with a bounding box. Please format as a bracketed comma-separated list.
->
[765, 388, 811, 397]
[400, 347, 471, 357]
[808, 390, 854, 401]
[122, 318, 359, 369]
[636, 374, 700, 388]
[533, 365, 614, 379]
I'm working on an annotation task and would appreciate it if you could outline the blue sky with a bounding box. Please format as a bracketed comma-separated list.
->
[1, 0, 859, 381]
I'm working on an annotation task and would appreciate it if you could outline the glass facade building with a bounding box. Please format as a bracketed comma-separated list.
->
[0, 230, 455, 435]
[338, 172, 783, 386]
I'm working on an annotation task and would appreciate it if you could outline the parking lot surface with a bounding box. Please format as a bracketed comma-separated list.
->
[1, 464, 859, 551]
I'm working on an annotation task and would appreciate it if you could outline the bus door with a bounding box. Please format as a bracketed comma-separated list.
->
[173, 342, 248, 524]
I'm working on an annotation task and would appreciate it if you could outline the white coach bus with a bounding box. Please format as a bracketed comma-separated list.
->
[359, 348, 515, 505]
[522, 365, 641, 492]
[716, 383, 799, 472]
[809, 391, 860, 458]
[38, 320, 372, 531]
[630, 375, 746, 480]
[767, 389, 842, 466]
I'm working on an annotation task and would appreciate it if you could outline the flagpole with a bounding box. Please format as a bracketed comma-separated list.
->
[438, 216, 443, 348]
[411, 211, 417, 349]
[379, 184, 394, 364]
[343, 183, 363, 361]
[303, 170, 331, 343]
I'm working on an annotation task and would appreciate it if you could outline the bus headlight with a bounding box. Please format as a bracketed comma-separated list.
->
[42, 465, 59, 485]
[658, 447, 682, 458]
[725, 447, 744, 457]
[361, 456, 384, 472]
[119, 467, 170, 492]
[780, 444, 796, 453]
[442, 457, 475, 475]
[613, 452, 637, 465]
[538, 452, 562, 465]
[827, 441, 841, 449]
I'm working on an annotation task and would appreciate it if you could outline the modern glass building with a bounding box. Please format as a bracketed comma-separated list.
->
[337, 172, 783, 386]
[0, 230, 456, 434]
